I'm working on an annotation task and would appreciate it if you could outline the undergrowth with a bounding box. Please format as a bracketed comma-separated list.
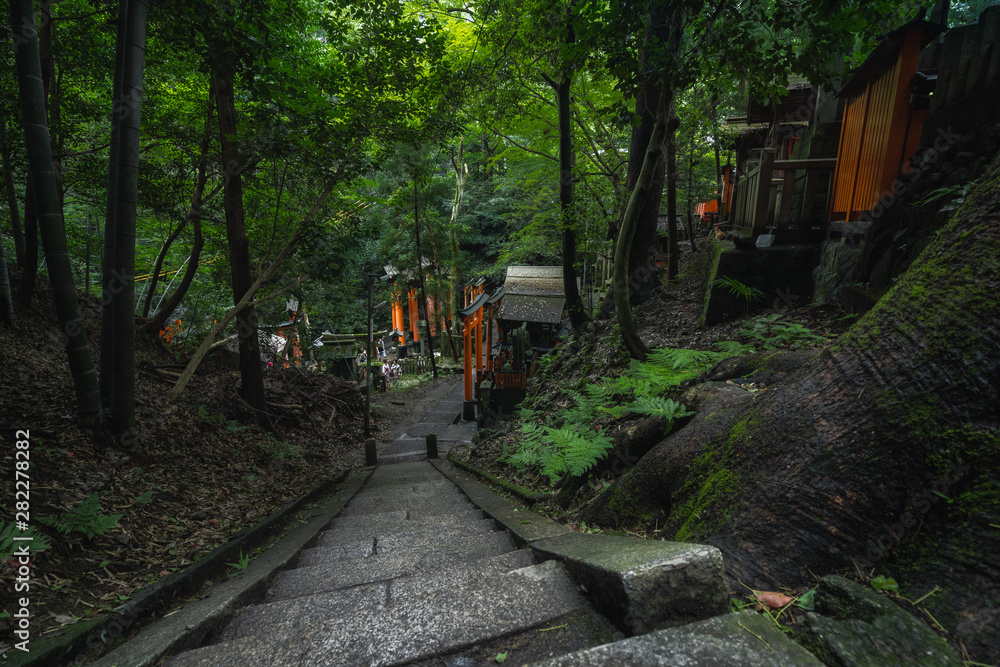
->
[500, 314, 827, 486]
[504, 346, 731, 484]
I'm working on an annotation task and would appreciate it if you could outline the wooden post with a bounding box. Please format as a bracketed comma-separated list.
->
[365, 438, 377, 466]
[475, 304, 483, 380]
[408, 288, 420, 342]
[753, 148, 776, 233]
[485, 304, 494, 372]
[462, 314, 475, 421]
[425, 433, 438, 459]
[778, 168, 796, 227]
[802, 170, 820, 223]
[364, 274, 373, 438]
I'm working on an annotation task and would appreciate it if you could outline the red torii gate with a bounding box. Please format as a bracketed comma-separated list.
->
[458, 282, 489, 420]
[389, 286, 440, 351]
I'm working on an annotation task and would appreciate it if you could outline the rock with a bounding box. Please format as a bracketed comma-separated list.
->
[534, 611, 824, 666]
[529, 532, 729, 634]
[794, 576, 962, 666]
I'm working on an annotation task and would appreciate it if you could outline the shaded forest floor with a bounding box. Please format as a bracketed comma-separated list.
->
[0, 276, 434, 654]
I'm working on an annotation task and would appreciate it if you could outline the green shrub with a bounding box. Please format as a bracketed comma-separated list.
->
[739, 314, 828, 349]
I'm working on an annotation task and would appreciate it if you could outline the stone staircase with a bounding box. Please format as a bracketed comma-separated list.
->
[162, 460, 617, 666]
[95, 375, 867, 666]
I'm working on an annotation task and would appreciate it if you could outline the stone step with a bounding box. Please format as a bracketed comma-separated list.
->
[359, 463, 450, 489]
[337, 486, 471, 517]
[528, 611, 825, 666]
[222, 549, 538, 641]
[164, 560, 587, 667]
[303, 519, 496, 565]
[319, 508, 487, 543]
[268, 530, 517, 602]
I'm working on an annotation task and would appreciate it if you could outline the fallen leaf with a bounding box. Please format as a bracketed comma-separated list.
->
[754, 590, 793, 609]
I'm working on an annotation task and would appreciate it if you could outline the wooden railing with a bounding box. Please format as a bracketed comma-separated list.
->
[494, 370, 526, 389]
[731, 148, 836, 235]
[401, 357, 431, 375]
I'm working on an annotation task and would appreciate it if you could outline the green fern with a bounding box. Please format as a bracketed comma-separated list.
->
[0, 521, 51, 558]
[549, 426, 614, 478]
[38, 493, 123, 540]
[503, 343, 754, 485]
[715, 340, 756, 356]
[623, 396, 694, 420]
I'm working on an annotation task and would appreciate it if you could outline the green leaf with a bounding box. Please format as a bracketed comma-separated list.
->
[796, 589, 816, 611]
[871, 575, 899, 594]
[495, 652, 508, 664]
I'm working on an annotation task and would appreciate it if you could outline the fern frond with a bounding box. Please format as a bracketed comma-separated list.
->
[715, 340, 756, 357]
[37, 493, 123, 540]
[0, 521, 51, 558]
[624, 396, 694, 421]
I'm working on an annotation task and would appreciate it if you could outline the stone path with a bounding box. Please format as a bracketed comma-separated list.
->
[377, 376, 473, 463]
[137, 373, 835, 666]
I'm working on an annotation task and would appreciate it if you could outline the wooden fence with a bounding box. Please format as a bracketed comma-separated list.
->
[401, 357, 431, 375]
[493, 370, 526, 390]
[731, 148, 836, 235]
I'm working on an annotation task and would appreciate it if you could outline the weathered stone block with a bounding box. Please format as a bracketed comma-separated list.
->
[531, 610, 824, 666]
[529, 532, 729, 634]
[795, 575, 962, 666]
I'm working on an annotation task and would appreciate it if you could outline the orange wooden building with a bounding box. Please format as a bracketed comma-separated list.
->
[830, 18, 943, 222]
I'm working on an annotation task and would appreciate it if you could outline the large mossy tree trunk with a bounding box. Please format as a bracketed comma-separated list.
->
[584, 152, 1000, 663]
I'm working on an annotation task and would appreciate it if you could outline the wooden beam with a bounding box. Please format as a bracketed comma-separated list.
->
[772, 158, 838, 170]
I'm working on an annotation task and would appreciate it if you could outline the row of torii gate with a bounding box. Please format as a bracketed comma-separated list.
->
[388, 279, 526, 420]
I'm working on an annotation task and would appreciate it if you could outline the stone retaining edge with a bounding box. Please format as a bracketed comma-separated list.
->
[445, 447, 549, 505]
[430, 459, 730, 636]
[71, 467, 374, 667]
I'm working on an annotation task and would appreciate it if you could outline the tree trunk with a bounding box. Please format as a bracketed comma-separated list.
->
[8, 0, 101, 426]
[142, 218, 203, 337]
[554, 31, 589, 332]
[100, 0, 128, 407]
[447, 140, 466, 362]
[168, 232, 304, 403]
[18, 177, 37, 304]
[686, 131, 697, 252]
[612, 84, 672, 361]
[713, 111, 722, 229]
[0, 96, 25, 266]
[0, 223, 12, 325]
[413, 180, 437, 379]
[586, 152, 1000, 664]
[666, 116, 679, 283]
[213, 54, 270, 429]
[106, 0, 148, 443]
[597, 6, 673, 320]
[613, 6, 672, 305]
[141, 219, 185, 318]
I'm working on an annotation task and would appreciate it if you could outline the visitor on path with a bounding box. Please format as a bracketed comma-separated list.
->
[357, 350, 367, 380]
